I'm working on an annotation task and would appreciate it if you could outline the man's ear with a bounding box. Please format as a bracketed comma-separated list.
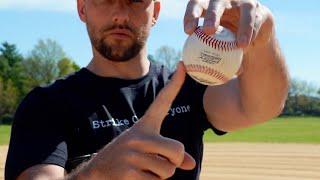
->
[77, 0, 87, 23]
[152, 1, 161, 26]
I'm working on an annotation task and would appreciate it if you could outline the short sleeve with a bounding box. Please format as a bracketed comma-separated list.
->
[184, 75, 227, 136]
[5, 87, 68, 180]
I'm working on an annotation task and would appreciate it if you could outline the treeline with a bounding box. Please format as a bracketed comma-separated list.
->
[283, 79, 320, 116]
[0, 40, 80, 124]
[0, 41, 319, 124]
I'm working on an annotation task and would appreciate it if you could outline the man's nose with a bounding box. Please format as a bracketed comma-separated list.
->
[112, 2, 130, 25]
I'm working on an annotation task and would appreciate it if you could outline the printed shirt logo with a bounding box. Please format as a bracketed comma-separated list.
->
[89, 105, 191, 130]
[90, 115, 139, 129]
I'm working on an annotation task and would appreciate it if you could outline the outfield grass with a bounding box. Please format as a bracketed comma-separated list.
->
[204, 116, 320, 143]
[1, 117, 320, 145]
[0, 125, 11, 145]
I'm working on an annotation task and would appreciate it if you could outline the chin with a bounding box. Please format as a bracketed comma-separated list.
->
[104, 55, 133, 62]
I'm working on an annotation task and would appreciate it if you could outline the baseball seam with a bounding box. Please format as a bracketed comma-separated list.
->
[185, 64, 229, 83]
[194, 27, 237, 52]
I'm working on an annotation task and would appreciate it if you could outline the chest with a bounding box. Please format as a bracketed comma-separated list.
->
[65, 86, 203, 154]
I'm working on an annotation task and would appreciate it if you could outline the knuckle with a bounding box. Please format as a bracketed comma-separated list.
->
[125, 167, 139, 179]
[175, 141, 185, 155]
[124, 150, 138, 162]
[127, 134, 144, 147]
[157, 157, 176, 179]
[166, 164, 176, 178]
[172, 141, 185, 164]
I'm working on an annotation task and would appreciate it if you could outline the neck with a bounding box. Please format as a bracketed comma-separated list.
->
[86, 46, 150, 80]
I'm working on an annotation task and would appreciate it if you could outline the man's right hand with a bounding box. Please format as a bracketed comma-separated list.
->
[74, 62, 196, 180]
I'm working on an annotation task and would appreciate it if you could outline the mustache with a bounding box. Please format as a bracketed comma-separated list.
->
[100, 23, 136, 34]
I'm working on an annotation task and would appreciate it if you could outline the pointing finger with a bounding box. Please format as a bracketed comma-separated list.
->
[139, 62, 186, 134]
[203, 0, 226, 35]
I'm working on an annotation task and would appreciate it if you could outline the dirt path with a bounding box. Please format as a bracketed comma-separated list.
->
[0, 146, 8, 180]
[1, 143, 320, 180]
[200, 143, 320, 180]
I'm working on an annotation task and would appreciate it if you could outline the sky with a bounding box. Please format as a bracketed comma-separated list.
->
[0, 0, 319, 85]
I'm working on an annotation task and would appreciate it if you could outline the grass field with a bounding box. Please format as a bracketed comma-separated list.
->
[0, 125, 10, 145]
[204, 116, 320, 143]
[1, 117, 320, 179]
[1, 116, 320, 145]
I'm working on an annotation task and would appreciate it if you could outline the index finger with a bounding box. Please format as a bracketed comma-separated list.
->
[139, 62, 186, 134]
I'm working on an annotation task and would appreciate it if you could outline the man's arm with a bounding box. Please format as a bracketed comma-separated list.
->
[183, 0, 290, 132]
[203, 32, 289, 131]
[17, 165, 65, 180]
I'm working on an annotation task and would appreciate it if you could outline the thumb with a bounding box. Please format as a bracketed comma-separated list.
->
[138, 62, 186, 134]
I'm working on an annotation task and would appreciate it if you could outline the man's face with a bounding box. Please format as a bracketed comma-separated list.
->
[78, 0, 159, 62]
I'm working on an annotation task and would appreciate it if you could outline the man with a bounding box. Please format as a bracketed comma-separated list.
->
[5, 0, 289, 179]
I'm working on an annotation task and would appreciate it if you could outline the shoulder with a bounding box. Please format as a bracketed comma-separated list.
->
[31, 69, 84, 99]
[43, 69, 85, 95]
[17, 70, 84, 116]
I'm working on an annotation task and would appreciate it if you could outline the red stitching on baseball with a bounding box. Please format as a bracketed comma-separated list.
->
[185, 64, 229, 83]
[194, 27, 237, 52]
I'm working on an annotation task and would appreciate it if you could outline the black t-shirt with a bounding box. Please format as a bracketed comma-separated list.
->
[5, 62, 225, 180]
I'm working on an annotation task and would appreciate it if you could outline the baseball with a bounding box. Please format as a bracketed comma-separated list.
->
[182, 26, 243, 86]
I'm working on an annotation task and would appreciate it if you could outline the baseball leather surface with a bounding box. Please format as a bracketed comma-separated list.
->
[182, 26, 243, 86]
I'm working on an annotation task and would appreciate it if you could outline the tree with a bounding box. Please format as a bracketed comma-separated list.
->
[283, 78, 320, 115]
[0, 40, 81, 123]
[72, 61, 80, 71]
[289, 79, 317, 97]
[0, 55, 10, 81]
[0, 42, 23, 82]
[155, 46, 181, 71]
[58, 57, 80, 78]
[22, 39, 80, 89]
[0, 77, 19, 119]
[30, 39, 66, 84]
[0, 76, 3, 113]
[0, 42, 27, 101]
[24, 39, 66, 86]
[0, 42, 23, 67]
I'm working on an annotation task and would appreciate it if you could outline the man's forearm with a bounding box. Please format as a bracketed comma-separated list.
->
[238, 28, 289, 122]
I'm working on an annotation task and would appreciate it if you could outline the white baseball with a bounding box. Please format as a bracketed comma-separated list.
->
[182, 26, 243, 86]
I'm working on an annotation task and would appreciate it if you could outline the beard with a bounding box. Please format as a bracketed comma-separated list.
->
[87, 22, 148, 62]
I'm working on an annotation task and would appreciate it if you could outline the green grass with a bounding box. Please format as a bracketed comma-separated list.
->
[1, 117, 320, 145]
[0, 125, 11, 145]
[204, 116, 320, 143]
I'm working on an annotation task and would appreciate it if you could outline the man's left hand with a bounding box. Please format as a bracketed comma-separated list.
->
[184, 0, 274, 49]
